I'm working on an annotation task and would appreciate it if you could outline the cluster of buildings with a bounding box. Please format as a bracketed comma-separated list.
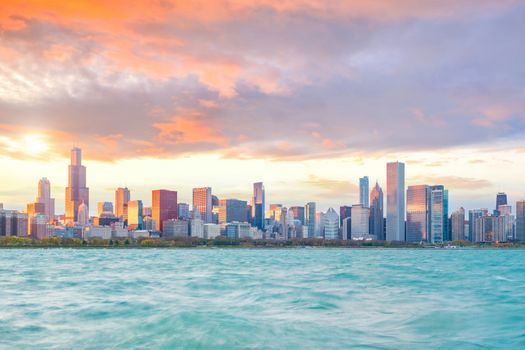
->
[1, 149, 524, 244]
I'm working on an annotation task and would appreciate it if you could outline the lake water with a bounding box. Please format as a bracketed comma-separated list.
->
[1, 249, 524, 349]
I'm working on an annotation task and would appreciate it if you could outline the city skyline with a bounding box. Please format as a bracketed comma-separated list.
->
[1, 1, 525, 214]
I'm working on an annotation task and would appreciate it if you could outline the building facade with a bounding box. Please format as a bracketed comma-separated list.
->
[193, 187, 212, 223]
[406, 185, 430, 242]
[65, 148, 89, 223]
[152, 190, 178, 232]
[359, 176, 370, 207]
[386, 162, 405, 241]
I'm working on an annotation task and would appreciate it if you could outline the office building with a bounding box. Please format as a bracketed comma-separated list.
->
[369, 181, 384, 240]
[468, 209, 487, 242]
[252, 182, 265, 229]
[127, 200, 143, 230]
[406, 185, 430, 242]
[193, 187, 212, 223]
[386, 161, 405, 241]
[451, 207, 465, 241]
[359, 176, 369, 207]
[162, 219, 188, 238]
[305, 202, 316, 238]
[36, 178, 55, 222]
[340, 206, 352, 227]
[115, 187, 130, 220]
[323, 208, 339, 240]
[219, 199, 247, 223]
[430, 185, 448, 243]
[204, 224, 221, 239]
[226, 222, 251, 239]
[516, 201, 525, 242]
[496, 192, 508, 210]
[342, 217, 351, 240]
[351, 204, 370, 240]
[65, 148, 89, 223]
[152, 190, 178, 232]
[177, 203, 190, 220]
[290, 206, 305, 225]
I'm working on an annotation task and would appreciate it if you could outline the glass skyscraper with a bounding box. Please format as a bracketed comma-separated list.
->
[369, 181, 384, 240]
[516, 201, 525, 242]
[430, 185, 448, 243]
[65, 147, 89, 223]
[305, 202, 316, 238]
[386, 162, 405, 241]
[406, 185, 430, 242]
[252, 182, 265, 229]
[359, 176, 369, 208]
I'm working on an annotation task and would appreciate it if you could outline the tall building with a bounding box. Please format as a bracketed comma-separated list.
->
[516, 201, 525, 242]
[305, 202, 316, 238]
[468, 209, 487, 242]
[77, 202, 89, 226]
[97, 202, 114, 216]
[430, 185, 448, 243]
[369, 181, 384, 240]
[406, 185, 430, 242]
[252, 182, 265, 229]
[115, 187, 130, 219]
[359, 176, 370, 207]
[323, 208, 339, 240]
[451, 207, 465, 241]
[340, 206, 352, 227]
[386, 161, 405, 241]
[290, 206, 305, 225]
[27, 202, 46, 236]
[36, 178, 55, 222]
[128, 200, 143, 230]
[351, 205, 370, 240]
[193, 187, 212, 223]
[496, 192, 508, 210]
[65, 147, 89, 223]
[219, 199, 247, 223]
[152, 190, 178, 232]
[177, 203, 190, 220]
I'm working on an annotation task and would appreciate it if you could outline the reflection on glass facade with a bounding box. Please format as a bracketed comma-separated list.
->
[386, 162, 405, 241]
[430, 185, 448, 243]
[252, 182, 265, 229]
[406, 185, 430, 242]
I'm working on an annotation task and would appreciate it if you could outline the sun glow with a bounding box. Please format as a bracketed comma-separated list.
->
[21, 135, 48, 155]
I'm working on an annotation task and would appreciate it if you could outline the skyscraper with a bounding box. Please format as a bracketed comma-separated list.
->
[359, 176, 369, 207]
[323, 208, 339, 240]
[451, 207, 465, 241]
[406, 185, 430, 242]
[219, 199, 247, 223]
[36, 177, 55, 222]
[152, 190, 178, 232]
[496, 192, 508, 210]
[115, 187, 130, 219]
[369, 181, 384, 240]
[351, 204, 370, 240]
[386, 161, 405, 241]
[305, 202, 316, 238]
[430, 185, 448, 243]
[290, 206, 305, 225]
[339, 206, 352, 227]
[193, 187, 212, 223]
[127, 200, 143, 230]
[77, 201, 89, 226]
[252, 182, 265, 229]
[516, 201, 525, 242]
[65, 147, 89, 223]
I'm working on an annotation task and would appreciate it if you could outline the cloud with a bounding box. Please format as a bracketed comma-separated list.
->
[409, 175, 492, 190]
[0, 0, 524, 162]
[303, 175, 358, 196]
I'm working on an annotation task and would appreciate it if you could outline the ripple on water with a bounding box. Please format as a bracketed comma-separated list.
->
[1, 249, 525, 349]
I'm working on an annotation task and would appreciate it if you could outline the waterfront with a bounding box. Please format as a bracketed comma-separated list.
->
[1, 249, 524, 349]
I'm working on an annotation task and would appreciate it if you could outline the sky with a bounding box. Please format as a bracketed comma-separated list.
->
[0, 0, 524, 214]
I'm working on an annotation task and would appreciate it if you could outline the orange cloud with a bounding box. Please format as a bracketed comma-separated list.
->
[153, 114, 227, 146]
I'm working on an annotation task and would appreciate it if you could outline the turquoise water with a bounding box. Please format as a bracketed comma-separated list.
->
[1, 249, 525, 349]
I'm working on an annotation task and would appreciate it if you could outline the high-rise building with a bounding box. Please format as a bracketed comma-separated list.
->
[406, 185, 430, 242]
[127, 200, 143, 230]
[359, 176, 369, 207]
[290, 206, 305, 225]
[77, 202, 89, 226]
[219, 199, 248, 223]
[152, 190, 178, 232]
[351, 205, 370, 240]
[516, 201, 525, 242]
[430, 185, 448, 243]
[27, 202, 46, 236]
[115, 187, 130, 219]
[305, 202, 316, 238]
[468, 209, 487, 242]
[97, 202, 113, 216]
[252, 182, 265, 229]
[386, 161, 405, 241]
[36, 178, 55, 222]
[369, 181, 384, 240]
[339, 206, 352, 227]
[323, 208, 339, 240]
[496, 192, 508, 211]
[342, 217, 351, 240]
[65, 147, 89, 223]
[177, 203, 190, 220]
[451, 207, 465, 241]
[193, 187, 212, 223]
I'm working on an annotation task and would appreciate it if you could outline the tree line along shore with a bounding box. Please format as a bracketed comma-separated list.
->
[0, 236, 523, 249]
